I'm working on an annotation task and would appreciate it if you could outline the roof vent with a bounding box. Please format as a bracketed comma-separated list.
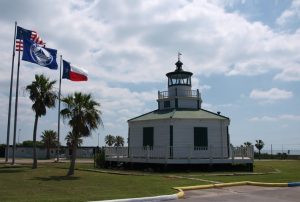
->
[217, 111, 221, 115]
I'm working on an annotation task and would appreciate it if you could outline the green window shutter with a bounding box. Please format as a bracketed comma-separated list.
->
[164, 100, 170, 108]
[194, 127, 208, 147]
[143, 127, 154, 147]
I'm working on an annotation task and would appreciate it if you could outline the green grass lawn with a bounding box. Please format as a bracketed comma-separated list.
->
[169, 160, 300, 183]
[0, 160, 299, 201]
[0, 162, 202, 202]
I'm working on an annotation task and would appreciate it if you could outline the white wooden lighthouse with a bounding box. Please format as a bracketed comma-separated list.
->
[105, 55, 253, 168]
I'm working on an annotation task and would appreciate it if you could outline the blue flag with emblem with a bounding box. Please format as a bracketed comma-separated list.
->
[22, 38, 58, 69]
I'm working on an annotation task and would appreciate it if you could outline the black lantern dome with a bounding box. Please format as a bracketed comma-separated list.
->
[166, 57, 193, 87]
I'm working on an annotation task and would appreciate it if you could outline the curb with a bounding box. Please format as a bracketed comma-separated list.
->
[174, 181, 300, 191]
[89, 193, 180, 202]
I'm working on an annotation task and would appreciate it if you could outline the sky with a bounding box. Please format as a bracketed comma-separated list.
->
[0, 0, 299, 151]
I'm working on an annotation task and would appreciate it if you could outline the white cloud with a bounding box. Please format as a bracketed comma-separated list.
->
[250, 114, 300, 122]
[0, 0, 300, 145]
[192, 78, 211, 93]
[276, 1, 300, 27]
[201, 102, 215, 111]
[274, 66, 300, 81]
[249, 88, 293, 103]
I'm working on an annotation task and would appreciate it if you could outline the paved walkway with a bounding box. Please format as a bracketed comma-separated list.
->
[179, 186, 300, 202]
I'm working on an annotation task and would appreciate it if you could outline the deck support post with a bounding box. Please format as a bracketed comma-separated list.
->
[231, 145, 234, 164]
[247, 163, 253, 172]
[146, 146, 150, 163]
[242, 147, 244, 159]
[209, 145, 213, 165]
[188, 144, 192, 164]
[165, 146, 168, 164]
[117, 147, 119, 162]
[251, 145, 254, 162]
[129, 147, 133, 162]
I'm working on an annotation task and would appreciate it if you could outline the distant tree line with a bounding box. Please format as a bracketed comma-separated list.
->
[239, 139, 265, 160]
[104, 134, 125, 147]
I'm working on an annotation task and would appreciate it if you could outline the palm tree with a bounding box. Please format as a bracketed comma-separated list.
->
[65, 131, 83, 148]
[255, 139, 265, 160]
[105, 134, 115, 146]
[61, 92, 102, 176]
[244, 142, 252, 147]
[26, 74, 57, 168]
[41, 130, 57, 159]
[114, 136, 124, 147]
[65, 131, 83, 159]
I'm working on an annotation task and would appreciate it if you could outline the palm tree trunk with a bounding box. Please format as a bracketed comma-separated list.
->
[46, 145, 50, 159]
[32, 114, 38, 169]
[67, 141, 77, 176]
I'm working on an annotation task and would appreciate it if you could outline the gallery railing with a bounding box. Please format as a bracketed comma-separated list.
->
[104, 145, 254, 160]
[158, 89, 200, 99]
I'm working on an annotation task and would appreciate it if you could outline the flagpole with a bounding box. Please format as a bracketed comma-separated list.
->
[5, 21, 17, 163]
[56, 55, 62, 162]
[11, 42, 21, 165]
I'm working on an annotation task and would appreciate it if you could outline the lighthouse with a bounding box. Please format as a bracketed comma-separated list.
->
[105, 55, 253, 170]
[158, 53, 202, 110]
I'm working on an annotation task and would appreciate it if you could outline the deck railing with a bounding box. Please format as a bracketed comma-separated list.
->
[158, 89, 200, 99]
[104, 145, 254, 160]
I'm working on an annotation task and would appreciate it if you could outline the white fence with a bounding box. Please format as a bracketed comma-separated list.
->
[104, 145, 253, 161]
[7, 146, 94, 159]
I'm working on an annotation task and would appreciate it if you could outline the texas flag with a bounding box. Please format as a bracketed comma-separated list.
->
[62, 60, 88, 81]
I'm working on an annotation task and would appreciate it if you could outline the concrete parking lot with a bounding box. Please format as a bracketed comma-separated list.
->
[179, 186, 300, 202]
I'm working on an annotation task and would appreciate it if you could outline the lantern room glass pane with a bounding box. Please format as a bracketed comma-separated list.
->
[168, 73, 192, 86]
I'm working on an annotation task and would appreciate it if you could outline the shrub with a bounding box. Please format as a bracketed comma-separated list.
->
[95, 148, 106, 168]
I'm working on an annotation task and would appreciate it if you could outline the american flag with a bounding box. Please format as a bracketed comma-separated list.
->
[16, 26, 45, 51]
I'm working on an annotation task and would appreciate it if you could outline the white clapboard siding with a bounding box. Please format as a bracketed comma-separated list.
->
[128, 118, 230, 159]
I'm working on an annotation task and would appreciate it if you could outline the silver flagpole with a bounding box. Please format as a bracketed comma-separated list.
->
[56, 55, 62, 162]
[5, 21, 17, 163]
[11, 40, 21, 165]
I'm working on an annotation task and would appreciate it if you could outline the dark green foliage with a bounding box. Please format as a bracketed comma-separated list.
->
[41, 130, 57, 159]
[104, 135, 125, 147]
[243, 141, 252, 146]
[65, 132, 83, 147]
[105, 134, 115, 146]
[26, 74, 57, 117]
[21, 140, 44, 147]
[255, 139, 265, 160]
[95, 148, 106, 168]
[114, 136, 124, 147]
[61, 92, 103, 176]
[254, 152, 299, 160]
[26, 74, 57, 168]
[0, 144, 5, 157]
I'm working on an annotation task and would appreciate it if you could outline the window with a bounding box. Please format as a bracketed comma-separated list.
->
[194, 127, 208, 150]
[143, 127, 154, 148]
[164, 100, 170, 108]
